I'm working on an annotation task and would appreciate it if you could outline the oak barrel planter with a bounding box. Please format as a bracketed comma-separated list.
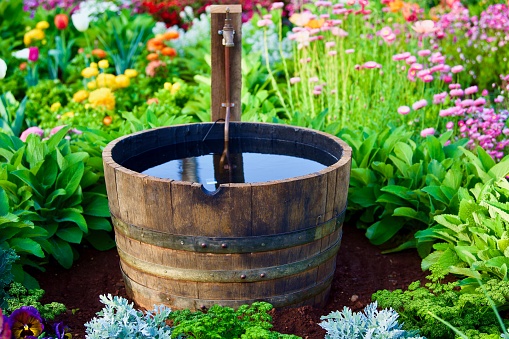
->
[102, 122, 351, 310]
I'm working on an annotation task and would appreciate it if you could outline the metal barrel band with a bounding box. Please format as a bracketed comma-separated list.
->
[117, 235, 341, 283]
[121, 267, 335, 310]
[111, 206, 346, 254]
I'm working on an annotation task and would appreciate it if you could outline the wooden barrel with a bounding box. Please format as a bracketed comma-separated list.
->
[102, 122, 351, 310]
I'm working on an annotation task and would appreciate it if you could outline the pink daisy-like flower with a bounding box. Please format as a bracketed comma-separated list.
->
[412, 99, 428, 110]
[345, 49, 355, 54]
[20, 126, 44, 142]
[397, 106, 410, 115]
[290, 77, 301, 84]
[363, 61, 381, 69]
[420, 127, 435, 137]
[451, 65, 464, 73]
[464, 86, 478, 95]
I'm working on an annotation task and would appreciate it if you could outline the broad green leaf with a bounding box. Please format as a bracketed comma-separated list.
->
[56, 161, 84, 198]
[454, 246, 478, 265]
[10, 169, 42, 197]
[365, 217, 405, 245]
[380, 185, 416, 201]
[35, 155, 58, 189]
[376, 193, 408, 206]
[388, 155, 409, 176]
[358, 133, 377, 168]
[55, 208, 88, 233]
[85, 231, 116, 250]
[393, 207, 429, 224]
[86, 216, 112, 231]
[45, 188, 67, 207]
[48, 238, 74, 269]
[476, 146, 496, 172]
[349, 168, 377, 186]
[393, 142, 414, 166]
[63, 152, 89, 171]
[422, 186, 449, 205]
[9, 238, 44, 257]
[426, 136, 445, 162]
[488, 158, 509, 180]
[26, 135, 45, 168]
[46, 125, 70, 150]
[84, 196, 111, 217]
[443, 167, 463, 191]
[56, 226, 83, 244]
[0, 187, 9, 216]
[371, 162, 394, 180]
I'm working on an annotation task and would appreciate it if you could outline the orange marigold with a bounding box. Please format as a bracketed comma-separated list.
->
[161, 47, 177, 57]
[147, 38, 164, 52]
[147, 53, 159, 61]
[162, 31, 179, 40]
[92, 49, 107, 59]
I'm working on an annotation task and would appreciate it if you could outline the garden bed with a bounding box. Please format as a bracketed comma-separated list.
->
[33, 223, 428, 338]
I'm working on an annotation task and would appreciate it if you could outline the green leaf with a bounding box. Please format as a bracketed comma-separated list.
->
[426, 136, 445, 162]
[85, 231, 116, 250]
[86, 216, 112, 231]
[422, 186, 449, 205]
[56, 226, 83, 244]
[393, 207, 429, 224]
[0, 187, 9, 216]
[476, 146, 496, 172]
[358, 133, 377, 168]
[488, 158, 509, 180]
[10, 169, 42, 197]
[35, 155, 58, 189]
[393, 142, 414, 166]
[55, 208, 88, 233]
[48, 238, 74, 268]
[376, 193, 408, 206]
[349, 168, 377, 186]
[46, 125, 70, 150]
[348, 186, 377, 208]
[10, 238, 44, 257]
[371, 162, 394, 180]
[365, 217, 405, 245]
[56, 161, 84, 198]
[84, 196, 111, 217]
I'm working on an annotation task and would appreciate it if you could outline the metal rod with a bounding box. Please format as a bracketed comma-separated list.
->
[219, 8, 235, 175]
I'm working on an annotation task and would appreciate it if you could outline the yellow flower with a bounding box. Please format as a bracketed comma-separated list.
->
[23, 28, 45, 45]
[98, 59, 109, 69]
[171, 82, 181, 94]
[164, 82, 172, 91]
[96, 73, 117, 89]
[62, 111, 75, 119]
[73, 90, 89, 103]
[88, 88, 115, 110]
[305, 19, 324, 29]
[124, 69, 138, 78]
[81, 67, 99, 78]
[90, 62, 98, 68]
[50, 102, 62, 112]
[36, 21, 50, 30]
[115, 74, 130, 88]
[87, 81, 97, 90]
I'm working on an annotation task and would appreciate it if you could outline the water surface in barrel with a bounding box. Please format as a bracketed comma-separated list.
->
[122, 138, 337, 192]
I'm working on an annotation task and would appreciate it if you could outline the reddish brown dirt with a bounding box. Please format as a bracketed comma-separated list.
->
[33, 223, 428, 338]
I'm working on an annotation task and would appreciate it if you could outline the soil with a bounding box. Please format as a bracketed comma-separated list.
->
[33, 223, 429, 338]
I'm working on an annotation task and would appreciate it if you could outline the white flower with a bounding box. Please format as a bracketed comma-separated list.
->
[72, 12, 92, 32]
[12, 48, 30, 59]
[0, 58, 6, 79]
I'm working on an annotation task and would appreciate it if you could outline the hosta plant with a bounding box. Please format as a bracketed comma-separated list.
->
[0, 127, 114, 287]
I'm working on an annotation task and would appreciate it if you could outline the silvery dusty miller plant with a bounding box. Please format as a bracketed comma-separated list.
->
[319, 301, 425, 339]
[84, 294, 173, 339]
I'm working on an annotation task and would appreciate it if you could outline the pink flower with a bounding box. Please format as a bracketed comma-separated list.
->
[442, 75, 452, 83]
[474, 98, 486, 106]
[257, 19, 272, 27]
[405, 56, 417, 65]
[363, 61, 381, 69]
[290, 77, 301, 84]
[450, 89, 464, 97]
[418, 49, 431, 57]
[433, 92, 448, 104]
[464, 86, 478, 95]
[308, 77, 319, 83]
[28, 47, 39, 62]
[494, 95, 504, 103]
[392, 52, 411, 61]
[325, 41, 336, 48]
[397, 106, 410, 115]
[50, 125, 66, 135]
[421, 74, 434, 82]
[420, 127, 435, 137]
[482, 89, 488, 96]
[451, 65, 464, 73]
[331, 27, 348, 37]
[20, 126, 44, 141]
[379, 26, 392, 38]
[328, 51, 337, 56]
[270, 2, 284, 10]
[446, 121, 454, 129]
[412, 20, 438, 34]
[345, 49, 355, 54]
[449, 83, 461, 90]
[412, 99, 428, 110]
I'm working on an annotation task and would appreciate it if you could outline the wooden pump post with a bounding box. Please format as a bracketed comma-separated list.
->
[210, 5, 242, 122]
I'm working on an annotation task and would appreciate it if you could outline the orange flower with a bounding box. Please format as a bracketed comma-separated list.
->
[162, 31, 179, 40]
[103, 116, 113, 126]
[54, 14, 69, 30]
[305, 19, 325, 29]
[91, 49, 107, 59]
[389, 0, 404, 12]
[19, 62, 27, 71]
[147, 53, 159, 61]
[147, 38, 164, 51]
[161, 47, 177, 57]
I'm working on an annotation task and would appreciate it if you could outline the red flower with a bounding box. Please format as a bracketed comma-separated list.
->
[54, 14, 69, 30]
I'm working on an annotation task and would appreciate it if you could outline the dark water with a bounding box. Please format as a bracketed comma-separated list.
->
[122, 138, 337, 192]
